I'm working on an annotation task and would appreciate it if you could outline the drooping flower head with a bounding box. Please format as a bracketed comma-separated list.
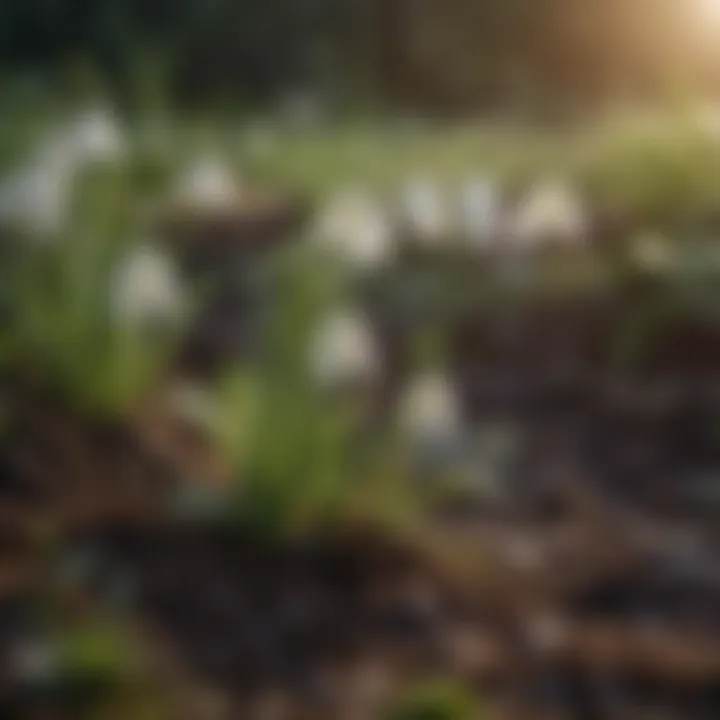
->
[397, 370, 462, 450]
[458, 175, 500, 249]
[401, 177, 451, 247]
[310, 306, 382, 389]
[174, 155, 243, 212]
[0, 108, 126, 239]
[69, 107, 126, 164]
[314, 188, 395, 271]
[511, 178, 586, 250]
[111, 243, 185, 332]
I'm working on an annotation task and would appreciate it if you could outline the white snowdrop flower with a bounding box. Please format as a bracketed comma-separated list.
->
[631, 232, 675, 273]
[401, 177, 451, 246]
[0, 110, 124, 239]
[175, 155, 242, 211]
[398, 371, 462, 448]
[511, 179, 586, 250]
[314, 189, 395, 270]
[310, 308, 381, 388]
[111, 244, 185, 330]
[458, 175, 500, 249]
[0, 167, 69, 238]
[0, 133, 78, 238]
[70, 107, 126, 163]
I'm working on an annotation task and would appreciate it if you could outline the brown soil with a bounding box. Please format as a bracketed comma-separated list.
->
[4, 228, 720, 716]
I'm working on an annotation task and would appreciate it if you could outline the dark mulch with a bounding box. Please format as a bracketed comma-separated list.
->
[5, 211, 720, 716]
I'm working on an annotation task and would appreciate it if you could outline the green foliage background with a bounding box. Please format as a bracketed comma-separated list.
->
[0, 0, 718, 112]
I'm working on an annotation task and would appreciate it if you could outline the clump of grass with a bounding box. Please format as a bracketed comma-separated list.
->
[241, 113, 720, 236]
[205, 248, 418, 540]
[385, 678, 479, 720]
[245, 123, 577, 199]
[55, 617, 141, 691]
[11, 613, 157, 719]
[0, 162, 188, 417]
[590, 141, 720, 225]
[612, 269, 720, 369]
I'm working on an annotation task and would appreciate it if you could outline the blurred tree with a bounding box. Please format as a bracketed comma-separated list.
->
[0, 0, 714, 113]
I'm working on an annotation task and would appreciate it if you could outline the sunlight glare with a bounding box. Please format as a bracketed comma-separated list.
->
[699, 0, 720, 22]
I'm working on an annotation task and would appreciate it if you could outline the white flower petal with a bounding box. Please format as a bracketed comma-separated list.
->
[310, 308, 381, 388]
[401, 178, 451, 246]
[111, 244, 184, 329]
[71, 107, 126, 163]
[175, 156, 242, 210]
[314, 189, 395, 270]
[0, 133, 78, 239]
[511, 180, 586, 250]
[398, 371, 462, 446]
[458, 175, 500, 249]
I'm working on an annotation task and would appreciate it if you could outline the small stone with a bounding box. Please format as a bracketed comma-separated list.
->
[348, 660, 394, 711]
[525, 613, 568, 652]
[500, 534, 544, 572]
[10, 638, 60, 683]
[631, 232, 675, 274]
[447, 626, 502, 675]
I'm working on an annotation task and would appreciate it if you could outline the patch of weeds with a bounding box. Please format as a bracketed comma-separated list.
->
[205, 248, 420, 540]
[585, 119, 720, 226]
[385, 678, 479, 720]
[613, 274, 720, 369]
[10, 614, 151, 717]
[2, 165, 189, 417]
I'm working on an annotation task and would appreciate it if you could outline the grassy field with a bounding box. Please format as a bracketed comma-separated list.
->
[232, 111, 720, 220]
[3, 102, 720, 717]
